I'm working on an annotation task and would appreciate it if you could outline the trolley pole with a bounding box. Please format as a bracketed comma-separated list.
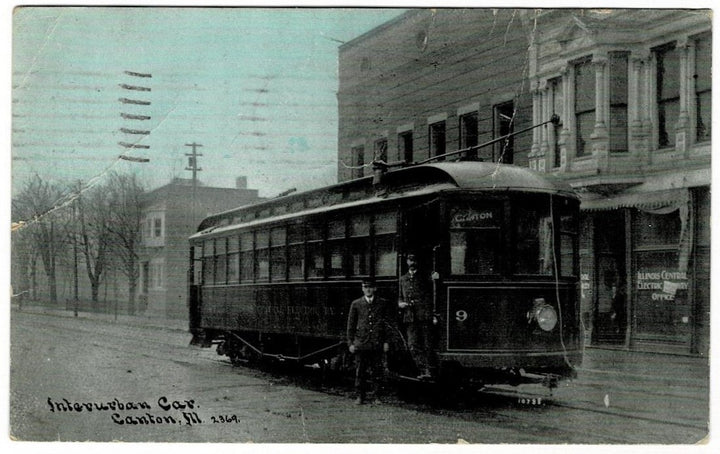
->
[185, 142, 203, 220]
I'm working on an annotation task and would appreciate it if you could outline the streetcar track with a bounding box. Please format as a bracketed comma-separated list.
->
[13, 310, 708, 443]
[546, 398, 708, 432]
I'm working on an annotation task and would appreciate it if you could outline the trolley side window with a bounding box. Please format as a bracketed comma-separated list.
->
[191, 244, 203, 285]
[270, 227, 287, 282]
[288, 223, 305, 280]
[328, 218, 346, 277]
[240, 232, 254, 282]
[449, 203, 501, 275]
[255, 231, 270, 281]
[558, 200, 579, 277]
[202, 239, 215, 284]
[215, 237, 228, 285]
[514, 203, 554, 275]
[228, 236, 240, 283]
[349, 214, 370, 277]
[374, 211, 397, 277]
[306, 220, 324, 279]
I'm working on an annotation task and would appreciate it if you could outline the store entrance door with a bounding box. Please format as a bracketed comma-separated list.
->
[593, 211, 627, 346]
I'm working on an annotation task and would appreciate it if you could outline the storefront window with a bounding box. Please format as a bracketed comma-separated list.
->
[632, 210, 690, 343]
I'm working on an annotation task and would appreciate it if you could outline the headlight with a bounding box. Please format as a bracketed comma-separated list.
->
[527, 298, 558, 332]
[535, 305, 558, 331]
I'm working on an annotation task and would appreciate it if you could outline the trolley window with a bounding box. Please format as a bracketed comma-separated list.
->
[328, 218, 346, 277]
[215, 237, 228, 285]
[240, 232, 254, 282]
[270, 227, 287, 282]
[288, 223, 305, 280]
[514, 203, 554, 275]
[449, 203, 501, 275]
[350, 214, 370, 276]
[256, 230, 270, 281]
[374, 211, 397, 276]
[191, 245, 202, 285]
[227, 236, 240, 283]
[306, 219, 324, 279]
[558, 201, 579, 277]
[202, 240, 214, 284]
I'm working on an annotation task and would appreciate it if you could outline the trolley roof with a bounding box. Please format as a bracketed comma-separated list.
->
[191, 162, 576, 239]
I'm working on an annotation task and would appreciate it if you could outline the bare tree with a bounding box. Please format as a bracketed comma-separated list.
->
[11, 175, 69, 305]
[104, 172, 144, 315]
[76, 184, 113, 306]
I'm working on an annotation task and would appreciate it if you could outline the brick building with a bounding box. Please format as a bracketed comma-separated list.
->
[337, 9, 711, 355]
[138, 177, 262, 319]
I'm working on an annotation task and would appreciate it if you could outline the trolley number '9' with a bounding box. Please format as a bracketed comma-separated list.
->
[455, 310, 468, 322]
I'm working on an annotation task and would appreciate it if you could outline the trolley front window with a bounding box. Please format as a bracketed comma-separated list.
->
[449, 203, 501, 276]
[514, 203, 554, 275]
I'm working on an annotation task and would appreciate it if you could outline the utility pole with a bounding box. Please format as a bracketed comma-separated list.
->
[185, 142, 203, 219]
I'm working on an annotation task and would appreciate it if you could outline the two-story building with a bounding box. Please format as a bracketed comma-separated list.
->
[337, 9, 711, 356]
[138, 177, 262, 319]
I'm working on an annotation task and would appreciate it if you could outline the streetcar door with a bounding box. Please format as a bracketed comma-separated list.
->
[401, 201, 442, 273]
[188, 244, 204, 344]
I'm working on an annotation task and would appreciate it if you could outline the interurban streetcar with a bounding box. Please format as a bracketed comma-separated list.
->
[188, 155, 583, 389]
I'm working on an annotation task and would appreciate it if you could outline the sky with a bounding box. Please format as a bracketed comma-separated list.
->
[11, 6, 405, 199]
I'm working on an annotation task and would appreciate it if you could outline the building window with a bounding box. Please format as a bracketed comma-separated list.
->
[153, 217, 162, 237]
[398, 130, 414, 163]
[574, 57, 595, 157]
[150, 260, 165, 289]
[655, 43, 680, 148]
[373, 138, 387, 163]
[459, 112, 479, 159]
[550, 78, 564, 167]
[142, 212, 165, 246]
[609, 52, 629, 152]
[429, 121, 446, 160]
[632, 210, 688, 342]
[351, 145, 364, 179]
[494, 101, 514, 163]
[695, 34, 712, 142]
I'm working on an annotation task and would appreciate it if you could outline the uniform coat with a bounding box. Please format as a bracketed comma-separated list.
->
[398, 271, 433, 323]
[346, 296, 392, 351]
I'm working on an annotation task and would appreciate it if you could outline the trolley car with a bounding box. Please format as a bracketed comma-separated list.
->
[188, 159, 582, 389]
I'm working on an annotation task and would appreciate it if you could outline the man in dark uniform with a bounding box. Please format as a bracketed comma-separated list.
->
[398, 253, 435, 379]
[346, 278, 391, 404]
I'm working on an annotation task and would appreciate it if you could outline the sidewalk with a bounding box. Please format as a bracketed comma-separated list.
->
[11, 302, 189, 332]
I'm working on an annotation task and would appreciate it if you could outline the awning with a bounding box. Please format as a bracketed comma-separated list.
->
[581, 188, 689, 212]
